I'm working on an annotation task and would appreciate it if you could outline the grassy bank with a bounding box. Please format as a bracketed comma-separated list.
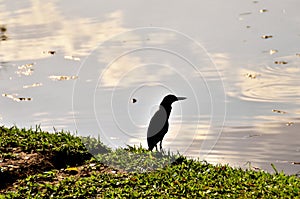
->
[0, 126, 299, 198]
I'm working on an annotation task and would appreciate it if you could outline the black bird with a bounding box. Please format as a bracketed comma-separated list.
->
[147, 94, 186, 151]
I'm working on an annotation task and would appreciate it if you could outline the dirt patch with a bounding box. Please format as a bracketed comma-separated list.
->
[0, 147, 54, 190]
[0, 147, 122, 193]
[1, 159, 123, 194]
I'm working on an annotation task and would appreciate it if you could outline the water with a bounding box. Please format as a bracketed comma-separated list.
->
[0, 0, 299, 174]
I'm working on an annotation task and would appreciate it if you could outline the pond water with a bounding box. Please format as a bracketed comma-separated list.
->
[0, 0, 299, 175]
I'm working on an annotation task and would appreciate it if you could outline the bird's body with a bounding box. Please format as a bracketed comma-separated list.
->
[147, 106, 170, 151]
[147, 94, 186, 151]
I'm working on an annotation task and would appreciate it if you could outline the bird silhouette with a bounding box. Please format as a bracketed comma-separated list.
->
[147, 94, 186, 151]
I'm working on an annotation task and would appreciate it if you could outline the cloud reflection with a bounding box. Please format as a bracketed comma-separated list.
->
[0, 1, 126, 61]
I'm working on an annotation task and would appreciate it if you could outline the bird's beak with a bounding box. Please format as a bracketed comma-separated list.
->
[177, 97, 187, 101]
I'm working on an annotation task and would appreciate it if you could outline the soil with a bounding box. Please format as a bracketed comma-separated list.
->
[0, 147, 120, 193]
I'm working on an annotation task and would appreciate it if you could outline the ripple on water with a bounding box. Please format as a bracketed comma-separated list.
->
[235, 56, 300, 103]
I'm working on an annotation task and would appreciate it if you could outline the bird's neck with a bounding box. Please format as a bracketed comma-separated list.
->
[160, 105, 172, 117]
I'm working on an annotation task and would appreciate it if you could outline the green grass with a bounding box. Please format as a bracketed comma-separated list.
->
[0, 126, 299, 198]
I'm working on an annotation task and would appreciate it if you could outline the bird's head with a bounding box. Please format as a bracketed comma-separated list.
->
[160, 94, 186, 107]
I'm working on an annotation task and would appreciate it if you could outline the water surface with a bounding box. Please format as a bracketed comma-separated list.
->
[0, 0, 299, 174]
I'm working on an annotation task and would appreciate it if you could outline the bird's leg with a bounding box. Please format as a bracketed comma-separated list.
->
[160, 141, 163, 151]
[155, 144, 158, 151]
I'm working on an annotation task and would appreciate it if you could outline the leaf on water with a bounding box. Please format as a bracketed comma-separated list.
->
[245, 73, 260, 79]
[23, 83, 43, 89]
[16, 63, 34, 76]
[261, 35, 273, 39]
[239, 12, 252, 16]
[247, 134, 261, 138]
[286, 122, 294, 126]
[0, 25, 7, 32]
[259, 9, 268, 13]
[43, 51, 56, 55]
[0, 35, 8, 41]
[64, 55, 80, 61]
[17, 97, 32, 101]
[49, 75, 78, 81]
[269, 49, 278, 55]
[18, 63, 34, 69]
[274, 61, 288, 64]
[2, 93, 32, 102]
[2, 93, 15, 100]
[272, 109, 287, 114]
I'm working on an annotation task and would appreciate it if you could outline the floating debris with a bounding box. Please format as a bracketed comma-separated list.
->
[261, 35, 273, 39]
[269, 49, 278, 55]
[2, 93, 32, 102]
[0, 25, 8, 41]
[43, 50, 56, 55]
[246, 26, 251, 29]
[259, 9, 268, 13]
[292, 162, 300, 165]
[245, 73, 260, 79]
[246, 134, 261, 138]
[286, 122, 294, 126]
[18, 63, 34, 69]
[17, 97, 32, 101]
[132, 98, 137, 103]
[64, 55, 80, 61]
[0, 25, 7, 32]
[272, 109, 287, 114]
[23, 83, 43, 89]
[239, 12, 252, 16]
[0, 34, 8, 41]
[16, 63, 34, 76]
[49, 75, 78, 81]
[296, 53, 300, 57]
[274, 61, 288, 65]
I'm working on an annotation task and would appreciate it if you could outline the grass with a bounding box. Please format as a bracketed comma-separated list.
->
[0, 126, 299, 198]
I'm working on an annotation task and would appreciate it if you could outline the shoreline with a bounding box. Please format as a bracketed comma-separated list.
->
[0, 126, 299, 198]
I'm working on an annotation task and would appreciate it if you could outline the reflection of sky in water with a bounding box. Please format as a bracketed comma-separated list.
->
[0, 0, 299, 174]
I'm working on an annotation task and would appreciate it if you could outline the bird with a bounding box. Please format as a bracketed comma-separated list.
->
[147, 94, 186, 151]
